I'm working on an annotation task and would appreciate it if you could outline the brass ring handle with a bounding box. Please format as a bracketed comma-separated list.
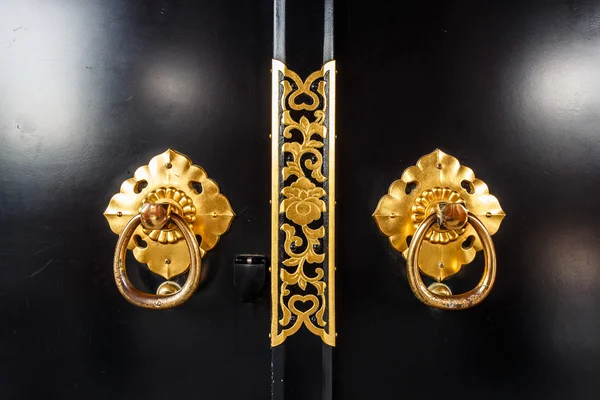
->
[113, 205, 201, 309]
[406, 210, 497, 310]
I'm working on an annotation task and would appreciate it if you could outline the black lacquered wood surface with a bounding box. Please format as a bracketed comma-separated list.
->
[0, 1, 271, 398]
[335, 0, 600, 398]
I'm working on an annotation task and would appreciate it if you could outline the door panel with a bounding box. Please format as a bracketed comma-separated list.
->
[336, 0, 600, 398]
[0, 1, 271, 398]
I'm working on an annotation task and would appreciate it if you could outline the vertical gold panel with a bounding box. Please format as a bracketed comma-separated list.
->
[271, 60, 336, 347]
[271, 60, 282, 345]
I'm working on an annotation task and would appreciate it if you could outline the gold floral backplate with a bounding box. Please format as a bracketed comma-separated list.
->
[104, 149, 234, 280]
[373, 149, 505, 281]
[271, 60, 336, 347]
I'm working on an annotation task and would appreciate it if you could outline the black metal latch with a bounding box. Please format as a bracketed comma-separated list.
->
[233, 255, 267, 303]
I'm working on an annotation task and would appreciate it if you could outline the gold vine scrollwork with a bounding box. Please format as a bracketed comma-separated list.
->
[279, 224, 326, 337]
[282, 113, 326, 183]
[271, 60, 336, 347]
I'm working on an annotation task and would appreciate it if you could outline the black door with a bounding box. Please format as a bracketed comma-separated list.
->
[0, 1, 272, 398]
[336, 0, 600, 398]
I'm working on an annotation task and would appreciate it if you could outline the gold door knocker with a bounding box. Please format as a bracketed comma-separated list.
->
[104, 149, 234, 309]
[373, 149, 505, 310]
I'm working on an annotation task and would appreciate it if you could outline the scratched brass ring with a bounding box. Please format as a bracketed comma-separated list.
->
[113, 211, 201, 309]
[406, 211, 496, 310]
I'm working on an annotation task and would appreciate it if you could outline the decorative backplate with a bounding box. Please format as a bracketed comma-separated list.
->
[373, 149, 505, 281]
[271, 60, 336, 347]
[104, 149, 234, 280]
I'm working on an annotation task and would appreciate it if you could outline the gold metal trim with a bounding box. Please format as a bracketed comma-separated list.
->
[373, 149, 505, 309]
[104, 149, 234, 305]
[271, 60, 336, 346]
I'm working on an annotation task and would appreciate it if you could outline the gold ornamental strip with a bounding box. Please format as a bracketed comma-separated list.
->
[271, 60, 336, 347]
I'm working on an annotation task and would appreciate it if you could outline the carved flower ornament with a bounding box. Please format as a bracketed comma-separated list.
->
[280, 177, 327, 226]
[373, 149, 505, 281]
[104, 149, 235, 280]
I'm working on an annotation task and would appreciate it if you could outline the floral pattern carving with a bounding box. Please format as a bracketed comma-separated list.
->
[272, 60, 336, 347]
[280, 177, 326, 226]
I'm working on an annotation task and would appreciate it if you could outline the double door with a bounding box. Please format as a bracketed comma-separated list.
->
[1, 0, 599, 398]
